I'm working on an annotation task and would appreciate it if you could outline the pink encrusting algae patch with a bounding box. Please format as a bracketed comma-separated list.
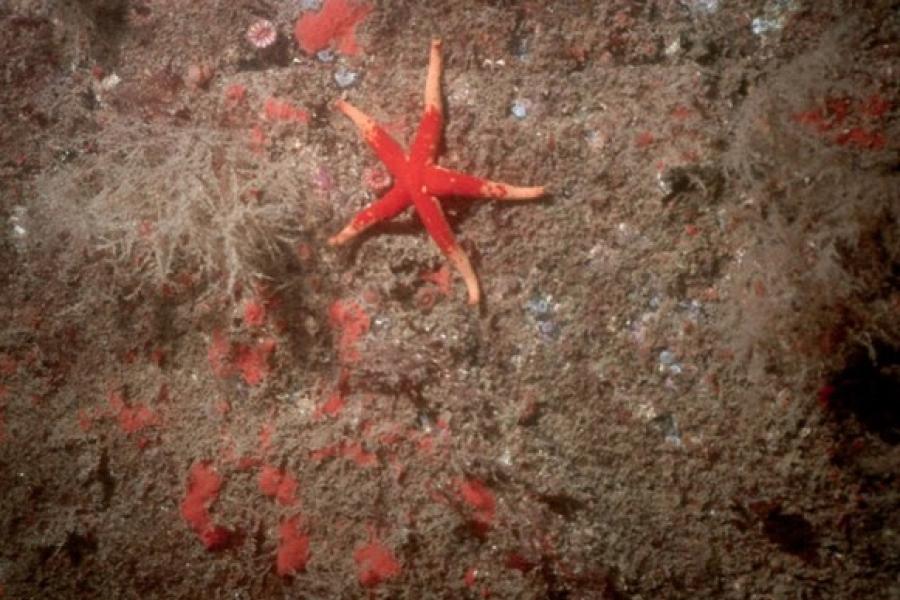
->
[107, 389, 159, 441]
[233, 338, 277, 385]
[420, 264, 452, 295]
[180, 462, 232, 550]
[458, 478, 497, 526]
[340, 441, 378, 467]
[258, 422, 274, 456]
[207, 330, 277, 385]
[249, 124, 267, 153]
[309, 439, 378, 467]
[293, 0, 373, 55]
[77, 407, 98, 432]
[207, 330, 234, 378]
[328, 299, 370, 364]
[833, 127, 886, 150]
[263, 97, 311, 124]
[276, 517, 310, 576]
[242, 298, 267, 327]
[316, 386, 346, 418]
[224, 83, 247, 105]
[635, 131, 655, 148]
[792, 93, 890, 151]
[354, 537, 401, 588]
[258, 464, 299, 506]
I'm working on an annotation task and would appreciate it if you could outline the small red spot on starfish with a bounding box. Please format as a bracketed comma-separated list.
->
[329, 39, 545, 305]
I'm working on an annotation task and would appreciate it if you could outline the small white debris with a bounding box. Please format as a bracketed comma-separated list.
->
[659, 350, 676, 366]
[751, 0, 800, 36]
[751, 17, 780, 35]
[687, 0, 719, 14]
[635, 401, 657, 421]
[99, 73, 120, 91]
[334, 66, 359, 88]
[665, 38, 681, 56]
[510, 98, 530, 119]
[9, 205, 28, 253]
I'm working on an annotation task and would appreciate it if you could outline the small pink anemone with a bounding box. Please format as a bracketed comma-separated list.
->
[246, 19, 277, 49]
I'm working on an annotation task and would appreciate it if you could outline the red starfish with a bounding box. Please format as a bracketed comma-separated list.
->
[329, 39, 545, 305]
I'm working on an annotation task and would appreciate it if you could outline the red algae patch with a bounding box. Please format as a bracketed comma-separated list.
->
[107, 390, 159, 442]
[233, 338, 277, 385]
[224, 83, 247, 105]
[276, 517, 310, 576]
[328, 299, 370, 364]
[354, 537, 401, 588]
[458, 478, 497, 526]
[208, 330, 277, 385]
[207, 330, 234, 378]
[792, 93, 890, 151]
[294, 0, 372, 55]
[249, 124, 267, 153]
[263, 97, 310, 124]
[316, 386, 346, 418]
[180, 462, 232, 550]
[420, 264, 452, 295]
[341, 441, 378, 467]
[242, 299, 267, 327]
[309, 439, 378, 467]
[258, 464, 299, 506]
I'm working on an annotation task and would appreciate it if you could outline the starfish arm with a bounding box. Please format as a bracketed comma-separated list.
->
[335, 100, 409, 178]
[423, 165, 545, 200]
[410, 39, 444, 165]
[411, 191, 480, 305]
[328, 186, 412, 246]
